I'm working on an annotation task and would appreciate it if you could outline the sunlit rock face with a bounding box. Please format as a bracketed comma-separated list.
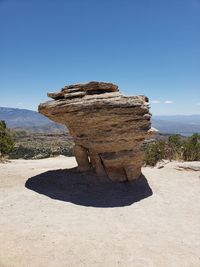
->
[38, 81, 153, 182]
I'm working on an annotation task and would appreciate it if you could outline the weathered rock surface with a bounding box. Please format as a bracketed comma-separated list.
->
[39, 81, 153, 182]
[175, 162, 200, 172]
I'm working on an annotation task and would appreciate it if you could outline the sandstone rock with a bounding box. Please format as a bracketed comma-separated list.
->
[38, 81, 153, 182]
[175, 162, 200, 172]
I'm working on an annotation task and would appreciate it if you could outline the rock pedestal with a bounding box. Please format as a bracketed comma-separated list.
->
[38, 81, 153, 182]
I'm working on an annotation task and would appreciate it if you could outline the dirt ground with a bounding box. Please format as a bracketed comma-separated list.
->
[0, 156, 200, 267]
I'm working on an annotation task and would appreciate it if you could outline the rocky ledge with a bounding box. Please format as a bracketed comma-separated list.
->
[39, 81, 154, 182]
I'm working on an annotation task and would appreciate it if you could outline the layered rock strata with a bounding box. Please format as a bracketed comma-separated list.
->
[39, 81, 152, 182]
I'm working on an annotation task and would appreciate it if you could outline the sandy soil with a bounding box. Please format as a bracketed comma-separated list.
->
[0, 156, 200, 267]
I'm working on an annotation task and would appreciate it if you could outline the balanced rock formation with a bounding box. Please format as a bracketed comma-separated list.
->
[39, 81, 153, 182]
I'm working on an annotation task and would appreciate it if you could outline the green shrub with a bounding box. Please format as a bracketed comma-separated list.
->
[144, 133, 200, 166]
[144, 140, 165, 166]
[0, 120, 15, 159]
[165, 134, 183, 160]
[182, 133, 200, 161]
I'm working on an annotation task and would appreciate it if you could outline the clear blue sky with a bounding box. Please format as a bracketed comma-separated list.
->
[0, 0, 200, 115]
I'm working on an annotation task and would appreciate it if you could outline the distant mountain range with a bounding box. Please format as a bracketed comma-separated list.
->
[152, 115, 200, 135]
[0, 107, 66, 133]
[0, 107, 200, 135]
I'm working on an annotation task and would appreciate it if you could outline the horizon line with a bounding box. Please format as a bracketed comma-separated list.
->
[0, 106, 200, 116]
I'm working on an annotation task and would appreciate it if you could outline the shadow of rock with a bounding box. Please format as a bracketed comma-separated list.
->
[25, 168, 153, 208]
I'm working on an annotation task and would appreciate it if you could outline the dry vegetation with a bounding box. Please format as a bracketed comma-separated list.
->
[1, 120, 199, 165]
[9, 130, 74, 159]
[10, 131, 200, 165]
[144, 133, 200, 166]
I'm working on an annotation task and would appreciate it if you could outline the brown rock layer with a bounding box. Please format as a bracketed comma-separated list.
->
[38, 81, 153, 182]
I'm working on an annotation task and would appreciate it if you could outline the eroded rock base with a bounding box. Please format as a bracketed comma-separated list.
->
[74, 144, 143, 182]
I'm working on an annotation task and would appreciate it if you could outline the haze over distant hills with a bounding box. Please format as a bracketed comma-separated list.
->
[0, 107, 66, 133]
[0, 107, 200, 135]
[152, 115, 200, 135]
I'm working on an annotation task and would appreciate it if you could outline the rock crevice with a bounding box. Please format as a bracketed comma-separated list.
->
[39, 81, 153, 182]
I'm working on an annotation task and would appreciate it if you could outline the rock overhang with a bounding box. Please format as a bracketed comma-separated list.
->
[38, 81, 153, 182]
